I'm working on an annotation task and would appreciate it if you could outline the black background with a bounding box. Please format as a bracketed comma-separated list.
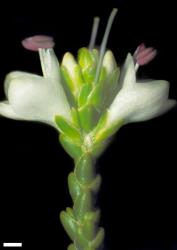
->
[0, 0, 177, 249]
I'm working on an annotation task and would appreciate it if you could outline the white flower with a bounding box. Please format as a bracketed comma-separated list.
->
[107, 53, 176, 126]
[0, 49, 71, 128]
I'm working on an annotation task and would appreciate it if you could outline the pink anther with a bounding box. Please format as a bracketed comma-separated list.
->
[22, 35, 55, 51]
[134, 43, 157, 65]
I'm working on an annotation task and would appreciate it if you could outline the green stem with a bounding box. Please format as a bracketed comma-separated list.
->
[60, 153, 105, 250]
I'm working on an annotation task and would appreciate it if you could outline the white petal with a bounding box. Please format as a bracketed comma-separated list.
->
[4, 71, 27, 98]
[159, 99, 177, 114]
[39, 48, 60, 80]
[0, 101, 23, 120]
[5, 72, 71, 125]
[118, 53, 136, 89]
[0, 101, 58, 128]
[129, 98, 176, 122]
[108, 80, 173, 125]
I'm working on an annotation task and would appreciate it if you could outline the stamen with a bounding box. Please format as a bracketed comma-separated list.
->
[133, 43, 145, 58]
[88, 17, 100, 50]
[39, 48, 47, 77]
[94, 8, 118, 83]
[133, 43, 157, 72]
[21, 35, 55, 51]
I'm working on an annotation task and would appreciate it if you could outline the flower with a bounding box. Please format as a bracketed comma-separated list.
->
[93, 53, 176, 142]
[108, 53, 176, 123]
[0, 9, 176, 142]
[0, 48, 71, 128]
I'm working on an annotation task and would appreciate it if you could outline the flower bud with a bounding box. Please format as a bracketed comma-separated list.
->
[102, 50, 117, 74]
[61, 52, 84, 97]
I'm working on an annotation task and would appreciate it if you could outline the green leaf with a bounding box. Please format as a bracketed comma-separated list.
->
[73, 65, 85, 90]
[74, 191, 94, 220]
[88, 69, 107, 111]
[90, 110, 123, 144]
[95, 120, 124, 144]
[91, 140, 110, 159]
[55, 116, 81, 142]
[67, 244, 75, 250]
[60, 71, 76, 108]
[75, 228, 89, 249]
[103, 67, 120, 107]
[75, 155, 95, 185]
[78, 48, 97, 84]
[83, 210, 100, 225]
[59, 134, 83, 159]
[89, 175, 101, 194]
[91, 111, 108, 136]
[66, 207, 75, 218]
[78, 104, 100, 132]
[84, 247, 96, 250]
[98, 67, 107, 83]
[68, 172, 82, 202]
[78, 48, 94, 69]
[91, 49, 99, 63]
[88, 67, 120, 112]
[78, 111, 110, 157]
[82, 221, 97, 241]
[70, 108, 79, 127]
[60, 211, 78, 242]
[61, 65, 76, 96]
[61, 64, 84, 98]
[82, 65, 96, 84]
[90, 227, 105, 249]
[78, 84, 92, 107]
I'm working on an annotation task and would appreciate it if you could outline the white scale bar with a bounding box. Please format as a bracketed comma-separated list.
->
[3, 243, 22, 247]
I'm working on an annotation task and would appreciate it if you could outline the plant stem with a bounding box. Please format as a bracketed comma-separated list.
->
[60, 153, 105, 250]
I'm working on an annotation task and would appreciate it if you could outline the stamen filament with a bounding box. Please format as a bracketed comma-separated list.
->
[94, 8, 118, 83]
[135, 63, 139, 72]
[39, 48, 47, 77]
[88, 17, 100, 50]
